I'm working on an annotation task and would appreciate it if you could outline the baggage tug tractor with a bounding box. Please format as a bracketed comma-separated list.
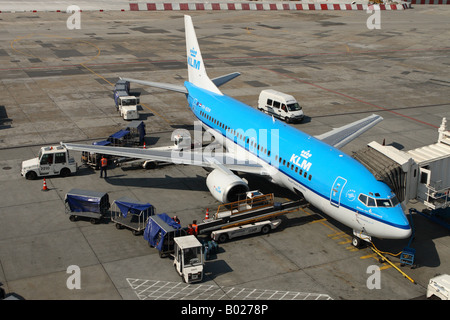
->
[21, 145, 77, 180]
[173, 235, 204, 283]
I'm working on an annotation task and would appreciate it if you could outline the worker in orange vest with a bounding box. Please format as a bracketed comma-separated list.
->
[192, 220, 198, 236]
[100, 155, 108, 178]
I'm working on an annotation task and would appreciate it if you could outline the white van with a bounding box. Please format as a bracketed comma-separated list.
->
[258, 89, 304, 123]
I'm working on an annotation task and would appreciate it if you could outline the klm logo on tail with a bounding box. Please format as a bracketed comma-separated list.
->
[188, 47, 201, 70]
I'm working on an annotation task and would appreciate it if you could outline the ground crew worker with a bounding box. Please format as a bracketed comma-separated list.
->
[172, 215, 180, 225]
[192, 220, 198, 236]
[187, 224, 194, 235]
[100, 155, 108, 178]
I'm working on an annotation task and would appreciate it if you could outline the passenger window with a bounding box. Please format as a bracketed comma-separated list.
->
[267, 99, 273, 106]
[273, 101, 280, 109]
[308, 175, 312, 181]
[55, 152, 66, 164]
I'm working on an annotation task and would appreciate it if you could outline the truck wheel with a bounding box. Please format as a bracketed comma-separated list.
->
[218, 234, 228, 243]
[261, 225, 271, 235]
[60, 168, 71, 177]
[26, 171, 37, 180]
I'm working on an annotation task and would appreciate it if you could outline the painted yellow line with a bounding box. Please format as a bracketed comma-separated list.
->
[140, 103, 171, 125]
[80, 63, 113, 86]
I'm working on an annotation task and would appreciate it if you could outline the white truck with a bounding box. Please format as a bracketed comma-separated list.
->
[22, 145, 77, 180]
[258, 89, 304, 123]
[114, 80, 139, 120]
[173, 235, 204, 283]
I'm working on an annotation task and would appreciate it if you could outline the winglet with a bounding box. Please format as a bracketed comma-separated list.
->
[185, 15, 222, 95]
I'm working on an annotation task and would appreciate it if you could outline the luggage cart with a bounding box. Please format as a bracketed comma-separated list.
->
[111, 197, 155, 235]
[144, 213, 186, 258]
[65, 189, 110, 224]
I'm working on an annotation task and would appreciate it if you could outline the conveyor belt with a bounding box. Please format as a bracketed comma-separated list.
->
[198, 199, 305, 234]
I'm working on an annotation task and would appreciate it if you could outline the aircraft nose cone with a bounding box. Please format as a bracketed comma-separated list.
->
[394, 225, 412, 239]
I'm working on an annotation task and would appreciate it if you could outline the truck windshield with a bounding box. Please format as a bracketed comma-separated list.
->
[287, 103, 302, 111]
[122, 98, 136, 106]
[183, 247, 201, 265]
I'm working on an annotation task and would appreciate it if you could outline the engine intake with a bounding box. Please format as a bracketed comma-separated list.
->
[206, 168, 249, 203]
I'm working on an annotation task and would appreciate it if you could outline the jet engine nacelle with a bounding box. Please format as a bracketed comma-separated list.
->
[206, 168, 249, 203]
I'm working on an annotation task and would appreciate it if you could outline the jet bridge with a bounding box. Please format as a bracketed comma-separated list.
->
[352, 118, 450, 211]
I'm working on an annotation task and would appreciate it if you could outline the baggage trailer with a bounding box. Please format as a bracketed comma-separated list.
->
[111, 197, 155, 235]
[144, 213, 186, 258]
[65, 189, 110, 224]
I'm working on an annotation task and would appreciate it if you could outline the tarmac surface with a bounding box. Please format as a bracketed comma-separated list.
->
[0, 7, 449, 303]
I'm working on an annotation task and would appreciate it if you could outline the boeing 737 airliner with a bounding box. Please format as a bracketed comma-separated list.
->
[63, 15, 411, 247]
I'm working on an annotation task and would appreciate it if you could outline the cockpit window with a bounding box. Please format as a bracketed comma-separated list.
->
[390, 195, 400, 207]
[359, 193, 400, 208]
[376, 199, 392, 207]
[358, 194, 367, 205]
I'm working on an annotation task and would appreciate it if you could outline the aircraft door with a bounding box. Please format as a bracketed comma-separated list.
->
[330, 177, 347, 207]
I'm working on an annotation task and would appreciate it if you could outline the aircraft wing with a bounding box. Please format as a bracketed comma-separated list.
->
[314, 114, 383, 149]
[62, 143, 264, 174]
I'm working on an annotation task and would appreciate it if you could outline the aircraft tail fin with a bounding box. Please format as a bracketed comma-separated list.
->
[185, 15, 222, 95]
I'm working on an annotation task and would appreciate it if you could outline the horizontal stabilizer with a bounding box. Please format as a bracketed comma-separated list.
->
[121, 77, 187, 94]
[212, 72, 241, 87]
[315, 114, 383, 149]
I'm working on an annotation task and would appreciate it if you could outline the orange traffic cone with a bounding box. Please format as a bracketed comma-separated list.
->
[42, 178, 48, 191]
[143, 142, 146, 149]
[205, 208, 209, 220]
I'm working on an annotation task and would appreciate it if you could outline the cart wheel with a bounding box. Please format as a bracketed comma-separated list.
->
[115, 223, 123, 230]
[69, 215, 77, 222]
[90, 218, 98, 225]
[132, 230, 141, 236]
